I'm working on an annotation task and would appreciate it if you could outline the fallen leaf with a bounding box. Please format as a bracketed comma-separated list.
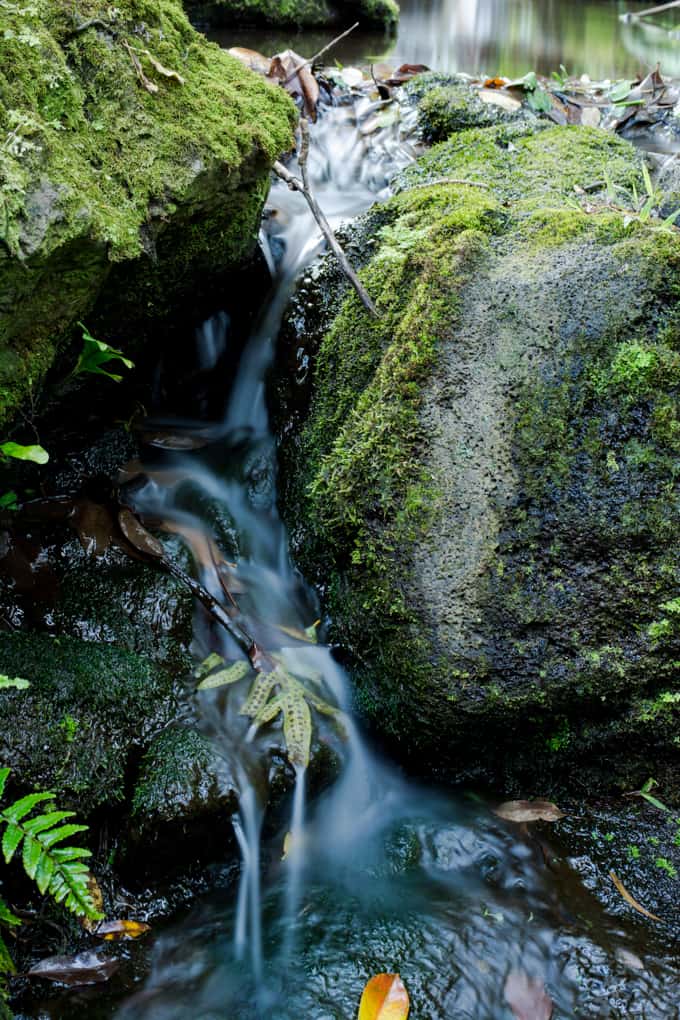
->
[609, 871, 662, 923]
[94, 919, 151, 941]
[385, 63, 430, 86]
[28, 951, 118, 986]
[228, 47, 271, 75]
[580, 106, 601, 128]
[504, 971, 553, 1020]
[479, 88, 522, 112]
[358, 973, 410, 1019]
[80, 875, 105, 933]
[483, 76, 508, 88]
[339, 66, 365, 88]
[118, 509, 165, 561]
[268, 50, 319, 121]
[493, 800, 565, 823]
[616, 947, 644, 971]
[144, 51, 185, 84]
[70, 500, 117, 557]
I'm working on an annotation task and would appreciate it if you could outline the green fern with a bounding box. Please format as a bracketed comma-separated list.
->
[0, 768, 103, 921]
[195, 653, 343, 769]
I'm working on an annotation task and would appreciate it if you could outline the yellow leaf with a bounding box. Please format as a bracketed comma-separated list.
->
[97, 919, 151, 941]
[358, 973, 410, 1020]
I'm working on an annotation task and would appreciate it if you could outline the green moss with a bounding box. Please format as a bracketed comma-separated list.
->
[183, 0, 398, 27]
[0, 0, 296, 428]
[413, 76, 529, 142]
[0, 631, 179, 813]
[282, 122, 680, 785]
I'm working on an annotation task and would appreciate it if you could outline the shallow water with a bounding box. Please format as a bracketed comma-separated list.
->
[208, 0, 680, 80]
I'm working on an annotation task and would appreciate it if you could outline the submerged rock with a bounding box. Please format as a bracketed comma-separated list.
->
[0, 0, 295, 431]
[184, 0, 399, 30]
[278, 119, 680, 793]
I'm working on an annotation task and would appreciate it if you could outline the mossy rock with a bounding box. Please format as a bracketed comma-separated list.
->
[184, 0, 398, 29]
[278, 122, 680, 793]
[0, 0, 295, 430]
[406, 73, 533, 143]
[0, 631, 180, 814]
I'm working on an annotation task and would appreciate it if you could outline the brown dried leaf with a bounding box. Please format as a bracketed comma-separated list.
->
[504, 971, 553, 1020]
[268, 50, 319, 121]
[117, 509, 165, 561]
[385, 62, 430, 86]
[609, 871, 663, 923]
[28, 951, 118, 986]
[70, 500, 117, 557]
[144, 51, 185, 84]
[493, 800, 565, 823]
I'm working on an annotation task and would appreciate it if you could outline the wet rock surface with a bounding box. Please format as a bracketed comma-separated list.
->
[277, 114, 680, 794]
[0, 0, 294, 431]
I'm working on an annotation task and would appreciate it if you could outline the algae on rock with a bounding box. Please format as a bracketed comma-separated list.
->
[278, 120, 680, 792]
[0, 0, 295, 430]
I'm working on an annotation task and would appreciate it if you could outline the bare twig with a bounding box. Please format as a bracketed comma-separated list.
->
[283, 22, 360, 84]
[69, 17, 116, 36]
[122, 39, 159, 94]
[273, 118, 378, 317]
[623, 0, 680, 19]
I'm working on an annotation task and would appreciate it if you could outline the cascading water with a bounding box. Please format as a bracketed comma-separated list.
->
[114, 100, 680, 1020]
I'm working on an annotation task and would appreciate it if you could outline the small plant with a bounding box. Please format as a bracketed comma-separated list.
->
[507, 71, 552, 113]
[626, 844, 640, 860]
[0, 442, 48, 465]
[655, 857, 677, 879]
[0, 768, 103, 1006]
[72, 323, 134, 383]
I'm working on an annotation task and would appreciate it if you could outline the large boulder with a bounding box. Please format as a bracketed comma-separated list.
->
[278, 120, 680, 794]
[0, 0, 295, 430]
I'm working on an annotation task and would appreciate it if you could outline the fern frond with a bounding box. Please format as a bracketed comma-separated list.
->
[0, 777, 103, 922]
[0, 931, 15, 976]
[0, 772, 8, 801]
[0, 897, 19, 929]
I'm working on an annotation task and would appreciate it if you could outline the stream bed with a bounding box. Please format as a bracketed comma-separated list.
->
[13, 7, 680, 1018]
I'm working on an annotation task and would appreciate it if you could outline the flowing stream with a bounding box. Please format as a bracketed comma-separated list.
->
[102, 87, 680, 1018]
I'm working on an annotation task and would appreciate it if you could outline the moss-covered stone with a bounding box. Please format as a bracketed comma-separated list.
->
[0, 632, 179, 813]
[406, 73, 532, 142]
[278, 122, 680, 793]
[184, 0, 398, 29]
[0, 0, 295, 430]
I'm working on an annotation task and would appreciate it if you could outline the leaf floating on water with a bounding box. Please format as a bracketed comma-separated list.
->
[197, 660, 251, 691]
[117, 509, 165, 561]
[493, 800, 565, 823]
[504, 971, 553, 1020]
[609, 871, 663, 923]
[358, 973, 410, 1019]
[28, 951, 119, 986]
[70, 500, 117, 557]
[94, 919, 151, 941]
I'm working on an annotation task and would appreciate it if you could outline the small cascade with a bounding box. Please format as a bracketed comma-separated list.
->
[281, 763, 306, 958]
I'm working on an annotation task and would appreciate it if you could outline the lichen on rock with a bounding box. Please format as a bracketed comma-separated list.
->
[0, 0, 295, 430]
[278, 119, 680, 793]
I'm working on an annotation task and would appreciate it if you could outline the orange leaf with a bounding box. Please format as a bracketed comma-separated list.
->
[358, 973, 410, 1020]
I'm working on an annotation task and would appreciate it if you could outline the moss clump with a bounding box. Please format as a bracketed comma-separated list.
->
[132, 726, 236, 826]
[0, 0, 295, 429]
[183, 0, 398, 28]
[409, 74, 531, 142]
[0, 632, 179, 813]
[280, 122, 680, 790]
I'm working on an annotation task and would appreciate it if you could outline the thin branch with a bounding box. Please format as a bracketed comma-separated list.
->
[273, 118, 378, 317]
[68, 17, 117, 36]
[623, 0, 680, 19]
[284, 22, 359, 84]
